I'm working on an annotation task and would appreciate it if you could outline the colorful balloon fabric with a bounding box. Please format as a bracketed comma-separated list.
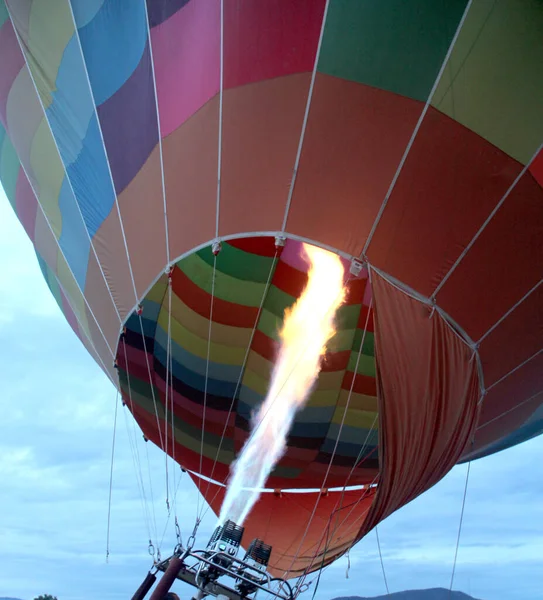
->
[0, 0, 542, 578]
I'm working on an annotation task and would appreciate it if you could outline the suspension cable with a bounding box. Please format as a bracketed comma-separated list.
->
[283, 292, 372, 580]
[449, 461, 472, 598]
[106, 390, 120, 562]
[197, 252, 218, 522]
[376, 526, 390, 595]
[122, 337, 159, 552]
[163, 275, 173, 513]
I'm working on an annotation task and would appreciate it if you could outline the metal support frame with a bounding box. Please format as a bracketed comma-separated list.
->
[136, 545, 294, 600]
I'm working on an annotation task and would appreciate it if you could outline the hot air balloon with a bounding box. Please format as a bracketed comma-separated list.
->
[0, 0, 542, 596]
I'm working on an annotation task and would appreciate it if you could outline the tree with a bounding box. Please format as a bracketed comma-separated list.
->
[34, 595, 58, 600]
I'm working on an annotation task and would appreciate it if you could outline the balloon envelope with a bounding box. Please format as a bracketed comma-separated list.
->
[0, 0, 542, 578]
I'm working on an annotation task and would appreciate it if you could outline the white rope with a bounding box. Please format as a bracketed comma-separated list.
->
[486, 347, 543, 392]
[449, 461, 471, 598]
[361, 0, 474, 258]
[200, 250, 279, 519]
[122, 397, 154, 544]
[431, 142, 543, 300]
[7, 4, 124, 327]
[163, 282, 172, 512]
[478, 278, 543, 344]
[283, 293, 373, 580]
[376, 527, 390, 595]
[106, 390, 120, 562]
[216, 0, 224, 238]
[306, 413, 379, 564]
[476, 388, 542, 433]
[142, 0, 170, 266]
[144, 440, 159, 556]
[281, 0, 330, 232]
[197, 253, 218, 521]
[122, 337, 158, 550]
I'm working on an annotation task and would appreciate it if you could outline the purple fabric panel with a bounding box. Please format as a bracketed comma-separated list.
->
[96, 42, 158, 195]
[146, 0, 191, 28]
[0, 19, 25, 127]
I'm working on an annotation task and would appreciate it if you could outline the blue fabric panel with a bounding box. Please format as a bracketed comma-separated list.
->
[65, 113, 115, 237]
[70, 0, 105, 28]
[73, 0, 147, 105]
[57, 178, 90, 288]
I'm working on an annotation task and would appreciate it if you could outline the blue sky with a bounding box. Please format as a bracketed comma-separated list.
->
[0, 190, 541, 600]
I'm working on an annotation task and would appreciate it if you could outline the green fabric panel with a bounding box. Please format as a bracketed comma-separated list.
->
[0, 2, 9, 27]
[178, 252, 267, 307]
[196, 242, 276, 283]
[35, 253, 65, 317]
[257, 307, 282, 341]
[335, 303, 361, 330]
[318, 0, 468, 101]
[352, 329, 375, 357]
[261, 285, 296, 318]
[432, 0, 543, 164]
[328, 327, 356, 353]
[35, 252, 50, 286]
[348, 351, 376, 377]
[0, 132, 20, 210]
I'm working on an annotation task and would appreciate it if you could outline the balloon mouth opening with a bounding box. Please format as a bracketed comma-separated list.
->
[115, 233, 378, 494]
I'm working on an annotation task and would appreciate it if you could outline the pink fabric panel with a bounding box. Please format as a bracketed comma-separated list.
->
[0, 18, 24, 127]
[151, 0, 220, 137]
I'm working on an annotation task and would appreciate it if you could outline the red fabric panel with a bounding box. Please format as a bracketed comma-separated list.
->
[479, 283, 543, 387]
[171, 266, 258, 327]
[227, 237, 277, 257]
[195, 477, 376, 578]
[529, 147, 543, 187]
[367, 106, 523, 298]
[272, 259, 308, 298]
[438, 169, 543, 341]
[359, 271, 480, 536]
[223, 0, 325, 89]
[465, 391, 543, 460]
[475, 352, 543, 435]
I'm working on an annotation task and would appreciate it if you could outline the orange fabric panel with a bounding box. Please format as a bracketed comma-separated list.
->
[219, 74, 311, 237]
[360, 270, 480, 536]
[117, 146, 167, 297]
[83, 251, 121, 353]
[195, 476, 376, 578]
[285, 75, 423, 257]
[164, 98, 219, 262]
[89, 208, 135, 321]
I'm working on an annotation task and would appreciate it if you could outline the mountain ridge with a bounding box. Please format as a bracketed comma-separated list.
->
[333, 588, 483, 600]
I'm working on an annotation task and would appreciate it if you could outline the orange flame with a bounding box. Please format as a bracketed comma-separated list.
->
[219, 243, 346, 525]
